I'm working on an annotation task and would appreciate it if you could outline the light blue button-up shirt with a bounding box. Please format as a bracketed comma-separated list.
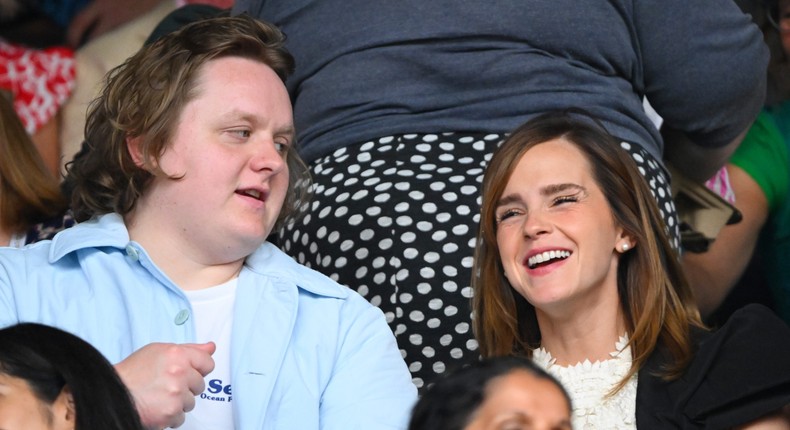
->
[0, 213, 417, 429]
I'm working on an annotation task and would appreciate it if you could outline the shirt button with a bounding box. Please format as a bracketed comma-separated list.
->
[174, 309, 190, 325]
[125, 245, 139, 262]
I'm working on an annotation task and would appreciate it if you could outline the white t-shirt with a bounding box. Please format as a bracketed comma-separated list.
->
[175, 277, 238, 430]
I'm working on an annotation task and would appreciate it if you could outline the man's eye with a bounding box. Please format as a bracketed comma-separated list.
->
[274, 141, 290, 153]
[231, 129, 251, 138]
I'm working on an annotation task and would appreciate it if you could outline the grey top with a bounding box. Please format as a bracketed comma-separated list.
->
[234, 0, 768, 164]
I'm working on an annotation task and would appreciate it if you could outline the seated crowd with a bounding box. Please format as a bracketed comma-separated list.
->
[0, 1, 789, 429]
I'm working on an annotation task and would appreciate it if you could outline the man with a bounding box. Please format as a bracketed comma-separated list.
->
[0, 14, 416, 429]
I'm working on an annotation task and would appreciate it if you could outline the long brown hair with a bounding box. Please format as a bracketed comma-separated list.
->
[0, 93, 67, 235]
[472, 110, 703, 391]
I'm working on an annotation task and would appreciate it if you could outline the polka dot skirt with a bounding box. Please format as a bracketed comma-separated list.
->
[278, 132, 680, 390]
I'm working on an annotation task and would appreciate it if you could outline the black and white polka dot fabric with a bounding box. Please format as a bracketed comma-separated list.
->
[278, 132, 680, 390]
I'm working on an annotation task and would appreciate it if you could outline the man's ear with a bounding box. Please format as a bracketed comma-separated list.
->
[52, 385, 76, 430]
[126, 135, 146, 168]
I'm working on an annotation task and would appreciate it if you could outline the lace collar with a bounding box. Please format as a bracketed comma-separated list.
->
[532, 335, 637, 430]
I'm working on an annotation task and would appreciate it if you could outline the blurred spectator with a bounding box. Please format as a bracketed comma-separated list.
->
[0, 323, 144, 430]
[408, 356, 572, 430]
[0, 92, 73, 246]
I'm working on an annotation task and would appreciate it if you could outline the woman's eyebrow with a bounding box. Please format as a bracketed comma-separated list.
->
[541, 183, 586, 196]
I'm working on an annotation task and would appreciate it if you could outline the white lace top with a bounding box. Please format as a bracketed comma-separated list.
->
[532, 335, 638, 430]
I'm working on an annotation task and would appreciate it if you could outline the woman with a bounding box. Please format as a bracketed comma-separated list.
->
[408, 356, 572, 430]
[0, 323, 144, 430]
[472, 110, 790, 429]
[0, 92, 73, 246]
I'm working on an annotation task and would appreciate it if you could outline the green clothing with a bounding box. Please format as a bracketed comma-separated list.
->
[730, 107, 790, 323]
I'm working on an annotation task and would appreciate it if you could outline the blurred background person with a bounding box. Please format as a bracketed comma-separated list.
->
[408, 355, 572, 430]
[0, 323, 144, 430]
[0, 92, 72, 246]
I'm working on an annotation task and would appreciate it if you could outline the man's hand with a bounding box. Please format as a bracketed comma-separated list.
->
[115, 342, 216, 429]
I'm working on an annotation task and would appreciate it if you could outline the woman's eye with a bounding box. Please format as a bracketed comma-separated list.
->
[496, 209, 520, 223]
[553, 195, 578, 205]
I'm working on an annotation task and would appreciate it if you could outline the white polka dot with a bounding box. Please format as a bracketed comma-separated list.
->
[422, 346, 436, 357]
[411, 155, 427, 163]
[444, 306, 458, 316]
[409, 362, 422, 372]
[415, 143, 432, 152]
[439, 142, 454, 151]
[417, 221, 433, 232]
[318, 206, 332, 218]
[424, 252, 440, 263]
[458, 156, 474, 164]
[461, 256, 474, 268]
[328, 231, 340, 243]
[351, 189, 368, 200]
[452, 224, 469, 235]
[334, 206, 348, 217]
[466, 339, 479, 350]
[424, 134, 439, 142]
[417, 282, 432, 294]
[443, 243, 459, 253]
[436, 213, 452, 223]
[432, 362, 446, 373]
[404, 248, 419, 259]
[461, 286, 474, 298]
[430, 182, 445, 191]
[321, 255, 332, 266]
[426, 319, 440, 329]
[401, 232, 417, 243]
[443, 281, 458, 292]
[331, 173, 344, 183]
[423, 203, 437, 213]
[348, 214, 364, 226]
[378, 217, 393, 227]
[360, 229, 374, 241]
[432, 230, 448, 241]
[396, 216, 412, 226]
[419, 267, 436, 279]
[394, 323, 407, 335]
[355, 266, 368, 279]
[375, 182, 392, 192]
[439, 154, 454, 162]
[450, 348, 464, 359]
[455, 322, 470, 334]
[399, 292, 413, 303]
[395, 202, 410, 213]
[334, 257, 347, 268]
[373, 273, 386, 285]
[372, 256, 386, 268]
[410, 310, 425, 322]
[409, 190, 425, 200]
[316, 226, 327, 239]
[456, 205, 471, 215]
[439, 334, 453, 346]
[442, 192, 458, 202]
[409, 334, 423, 345]
[428, 298, 443, 310]
[340, 240, 354, 251]
[379, 238, 393, 250]
[366, 206, 382, 216]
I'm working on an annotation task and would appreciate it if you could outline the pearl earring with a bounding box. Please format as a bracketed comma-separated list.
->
[622, 243, 629, 251]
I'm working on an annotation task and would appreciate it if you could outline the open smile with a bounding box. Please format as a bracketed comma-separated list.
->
[524, 249, 572, 270]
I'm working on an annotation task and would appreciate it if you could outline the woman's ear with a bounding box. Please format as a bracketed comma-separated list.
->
[52, 385, 76, 430]
[616, 232, 636, 253]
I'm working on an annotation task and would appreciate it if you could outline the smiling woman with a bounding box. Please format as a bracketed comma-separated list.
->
[472, 110, 790, 429]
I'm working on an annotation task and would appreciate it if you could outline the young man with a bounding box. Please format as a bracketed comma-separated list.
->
[0, 15, 416, 429]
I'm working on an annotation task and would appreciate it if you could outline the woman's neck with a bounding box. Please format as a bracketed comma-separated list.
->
[536, 303, 627, 366]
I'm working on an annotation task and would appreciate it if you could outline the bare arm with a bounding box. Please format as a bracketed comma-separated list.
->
[682, 164, 769, 317]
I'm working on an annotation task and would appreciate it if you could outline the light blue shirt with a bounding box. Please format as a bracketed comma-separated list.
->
[0, 213, 417, 429]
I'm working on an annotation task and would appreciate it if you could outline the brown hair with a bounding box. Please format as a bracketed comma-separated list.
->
[68, 14, 310, 226]
[0, 92, 67, 234]
[472, 110, 703, 391]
